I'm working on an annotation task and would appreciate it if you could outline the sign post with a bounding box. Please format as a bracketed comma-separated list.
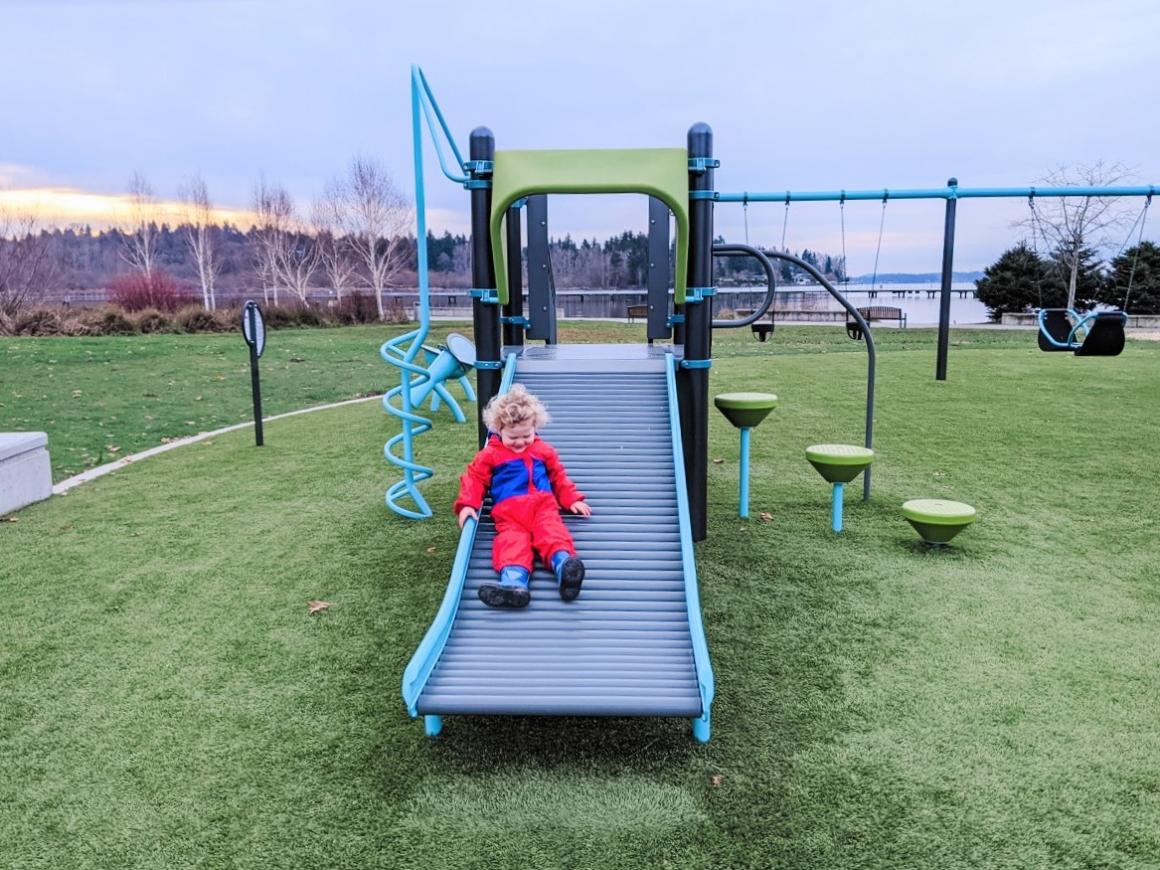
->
[241, 300, 267, 446]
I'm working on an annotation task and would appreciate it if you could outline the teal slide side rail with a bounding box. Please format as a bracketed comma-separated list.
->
[401, 513, 479, 716]
[666, 353, 715, 741]
[400, 352, 518, 717]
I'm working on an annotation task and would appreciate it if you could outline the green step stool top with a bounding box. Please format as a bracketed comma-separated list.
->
[902, 499, 977, 545]
[805, 443, 875, 484]
[714, 392, 778, 429]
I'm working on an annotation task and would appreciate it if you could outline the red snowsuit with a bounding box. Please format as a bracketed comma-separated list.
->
[454, 434, 584, 574]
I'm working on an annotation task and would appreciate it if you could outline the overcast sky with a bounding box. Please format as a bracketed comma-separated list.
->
[2, 0, 1157, 272]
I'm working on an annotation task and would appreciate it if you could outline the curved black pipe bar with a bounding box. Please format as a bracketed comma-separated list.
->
[739, 248, 877, 501]
[710, 243, 778, 328]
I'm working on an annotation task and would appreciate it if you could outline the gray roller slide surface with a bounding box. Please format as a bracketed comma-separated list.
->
[416, 353, 701, 717]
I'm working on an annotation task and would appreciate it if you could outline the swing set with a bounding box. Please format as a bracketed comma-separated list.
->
[1028, 191, 1150, 357]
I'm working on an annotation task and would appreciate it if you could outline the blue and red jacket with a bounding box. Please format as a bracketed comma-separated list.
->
[454, 434, 584, 517]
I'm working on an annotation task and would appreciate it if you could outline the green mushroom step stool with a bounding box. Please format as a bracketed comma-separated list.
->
[806, 444, 875, 532]
[714, 393, 778, 518]
[902, 499, 977, 546]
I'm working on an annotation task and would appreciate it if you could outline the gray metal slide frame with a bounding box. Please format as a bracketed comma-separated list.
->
[401, 345, 714, 741]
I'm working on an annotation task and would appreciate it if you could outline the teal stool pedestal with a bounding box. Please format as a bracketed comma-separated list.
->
[714, 392, 778, 518]
[902, 499, 977, 546]
[806, 444, 875, 532]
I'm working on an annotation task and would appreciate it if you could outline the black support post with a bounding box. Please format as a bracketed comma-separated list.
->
[936, 177, 958, 381]
[525, 195, 556, 344]
[683, 123, 714, 542]
[502, 204, 525, 348]
[646, 197, 673, 342]
[469, 127, 501, 447]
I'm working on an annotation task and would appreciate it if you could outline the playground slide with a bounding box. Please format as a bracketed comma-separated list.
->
[401, 345, 715, 741]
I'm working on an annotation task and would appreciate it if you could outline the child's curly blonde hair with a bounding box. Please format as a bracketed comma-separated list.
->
[482, 384, 551, 432]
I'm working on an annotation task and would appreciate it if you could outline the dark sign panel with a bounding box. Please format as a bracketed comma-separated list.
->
[242, 301, 266, 358]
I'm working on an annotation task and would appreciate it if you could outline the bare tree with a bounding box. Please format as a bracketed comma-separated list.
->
[277, 228, 320, 302]
[252, 178, 291, 306]
[252, 179, 318, 304]
[0, 202, 60, 316]
[312, 188, 358, 302]
[120, 170, 157, 278]
[179, 174, 219, 309]
[1019, 161, 1135, 309]
[329, 157, 412, 320]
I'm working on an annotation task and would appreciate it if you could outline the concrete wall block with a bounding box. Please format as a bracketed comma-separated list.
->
[0, 433, 53, 516]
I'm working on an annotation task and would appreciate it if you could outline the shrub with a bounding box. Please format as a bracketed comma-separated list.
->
[261, 304, 302, 329]
[0, 311, 14, 336]
[107, 269, 196, 313]
[333, 293, 380, 325]
[175, 305, 231, 333]
[132, 307, 176, 334]
[383, 295, 413, 324]
[294, 304, 326, 328]
[80, 305, 137, 336]
[15, 308, 64, 336]
[58, 318, 93, 337]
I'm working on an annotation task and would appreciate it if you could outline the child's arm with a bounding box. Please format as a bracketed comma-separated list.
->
[453, 449, 493, 525]
[541, 443, 586, 512]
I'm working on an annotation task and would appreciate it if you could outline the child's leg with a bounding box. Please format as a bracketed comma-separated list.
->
[479, 517, 534, 609]
[530, 501, 585, 602]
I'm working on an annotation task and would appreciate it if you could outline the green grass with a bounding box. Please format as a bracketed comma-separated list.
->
[2, 324, 1159, 867]
[2, 320, 1030, 481]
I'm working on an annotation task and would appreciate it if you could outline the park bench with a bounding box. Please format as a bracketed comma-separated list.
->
[846, 305, 906, 340]
[626, 303, 649, 322]
[0, 432, 52, 516]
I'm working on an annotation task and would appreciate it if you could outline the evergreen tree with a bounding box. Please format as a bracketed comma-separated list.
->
[1041, 245, 1104, 309]
[1101, 241, 1160, 313]
[975, 243, 1051, 320]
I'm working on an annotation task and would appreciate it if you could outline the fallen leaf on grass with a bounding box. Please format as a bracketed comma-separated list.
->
[759, 512, 773, 522]
[710, 774, 723, 788]
[425, 547, 437, 555]
[712, 458, 725, 465]
[106, 445, 120, 455]
[1, 516, 17, 523]
[308, 600, 332, 615]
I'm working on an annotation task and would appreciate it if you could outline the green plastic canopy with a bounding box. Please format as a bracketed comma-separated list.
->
[488, 148, 690, 305]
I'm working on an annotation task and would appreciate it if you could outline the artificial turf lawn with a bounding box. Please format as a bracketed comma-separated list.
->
[1, 321, 1031, 481]
[2, 325, 1159, 867]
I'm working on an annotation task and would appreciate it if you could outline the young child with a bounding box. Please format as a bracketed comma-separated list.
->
[454, 384, 592, 608]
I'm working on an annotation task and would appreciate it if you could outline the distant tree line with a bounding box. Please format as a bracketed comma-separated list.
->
[976, 241, 1160, 318]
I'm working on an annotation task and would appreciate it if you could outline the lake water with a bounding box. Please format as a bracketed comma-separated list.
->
[727, 283, 989, 326]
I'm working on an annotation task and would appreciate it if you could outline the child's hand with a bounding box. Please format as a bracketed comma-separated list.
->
[458, 506, 478, 528]
[569, 501, 592, 518]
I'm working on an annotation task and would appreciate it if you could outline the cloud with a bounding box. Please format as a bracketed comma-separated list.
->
[0, 186, 255, 229]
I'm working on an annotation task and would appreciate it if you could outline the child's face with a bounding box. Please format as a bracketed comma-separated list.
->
[499, 420, 536, 453]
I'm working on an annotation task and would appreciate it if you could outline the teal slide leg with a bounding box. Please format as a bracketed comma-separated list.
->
[691, 711, 711, 743]
[424, 715, 443, 737]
